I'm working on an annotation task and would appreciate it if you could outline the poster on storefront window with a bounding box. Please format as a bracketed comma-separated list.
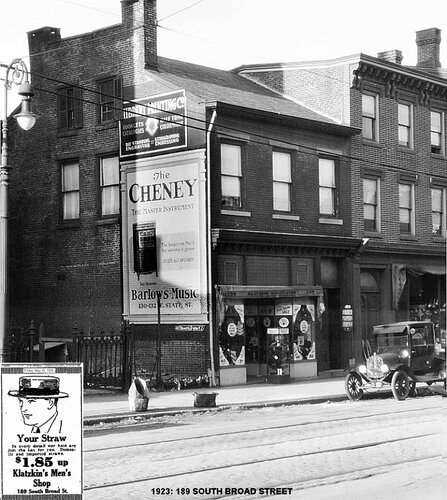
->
[293, 302, 316, 360]
[218, 302, 245, 365]
[0, 363, 83, 499]
[121, 149, 208, 324]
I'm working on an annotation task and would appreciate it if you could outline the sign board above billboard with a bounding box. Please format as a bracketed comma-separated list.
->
[119, 90, 187, 159]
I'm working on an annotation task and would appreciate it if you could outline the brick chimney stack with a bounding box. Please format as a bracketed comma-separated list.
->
[377, 49, 403, 65]
[416, 28, 441, 68]
[121, 0, 158, 70]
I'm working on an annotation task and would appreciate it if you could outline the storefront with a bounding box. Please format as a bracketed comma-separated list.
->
[394, 264, 446, 347]
[216, 286, 325, 386]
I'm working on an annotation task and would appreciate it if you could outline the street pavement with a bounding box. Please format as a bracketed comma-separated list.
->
[83, 376, 353, 426]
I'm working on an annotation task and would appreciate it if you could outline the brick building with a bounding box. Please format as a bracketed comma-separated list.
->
[8, 1, 444, 386]
[236, 28, 447, 362]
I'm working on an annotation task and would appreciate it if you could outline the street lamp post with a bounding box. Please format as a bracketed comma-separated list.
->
[0, 59, 37, 363]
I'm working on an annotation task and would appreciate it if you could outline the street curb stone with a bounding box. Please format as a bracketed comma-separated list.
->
[83, 393, 348, 428]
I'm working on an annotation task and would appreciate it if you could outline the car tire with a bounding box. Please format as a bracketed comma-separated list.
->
[345, 372, 363, 401]
[391, 370, 410, 401]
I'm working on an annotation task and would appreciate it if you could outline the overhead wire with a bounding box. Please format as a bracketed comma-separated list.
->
[57, 0, 120, 17]
[25, 67, 447, 181]
[158, 0, 208, 23]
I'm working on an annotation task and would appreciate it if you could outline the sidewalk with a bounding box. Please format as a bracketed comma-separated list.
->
[83, 377, 348, 426]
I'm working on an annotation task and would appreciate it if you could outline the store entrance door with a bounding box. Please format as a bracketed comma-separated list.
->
[244, 301, 272, 380]
[361, 292, 381, 342]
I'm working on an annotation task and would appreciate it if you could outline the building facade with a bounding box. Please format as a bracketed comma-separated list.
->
[236, 29, 447, 364]
[8, 1, 444, 386]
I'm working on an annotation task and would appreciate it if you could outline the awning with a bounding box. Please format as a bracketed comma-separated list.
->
[217, 285, 324, 299]
[392, 263, 446, 310]
[406, 264, 446, 276]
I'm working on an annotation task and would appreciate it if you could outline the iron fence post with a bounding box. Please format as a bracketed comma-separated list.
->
[28, 320, 36, 362]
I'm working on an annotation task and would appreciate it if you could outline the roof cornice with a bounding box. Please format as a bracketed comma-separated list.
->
[353, 56, 447, 103]
[236, 53, 447, 104]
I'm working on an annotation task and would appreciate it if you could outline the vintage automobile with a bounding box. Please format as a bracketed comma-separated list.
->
[345, 321, 446, 401]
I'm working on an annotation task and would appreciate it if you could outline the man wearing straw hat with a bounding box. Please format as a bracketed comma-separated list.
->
[8, 376, 69, 434]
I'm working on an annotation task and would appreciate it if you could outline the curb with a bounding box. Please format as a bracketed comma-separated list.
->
[83, 394, 348, 429]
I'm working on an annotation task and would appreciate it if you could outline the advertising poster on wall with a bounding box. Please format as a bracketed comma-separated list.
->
[0, 363, 83, 499]
[119, 90, 187, 159]
[121, 149, 208, 324]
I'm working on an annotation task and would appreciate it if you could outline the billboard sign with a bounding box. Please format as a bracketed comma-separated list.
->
[119, 90, 187, 159]
[1, 363, 83, 499]
[122, 149, 208, 324]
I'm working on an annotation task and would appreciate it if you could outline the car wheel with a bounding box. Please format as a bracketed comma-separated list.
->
[391, 370, 410, 401]
[345, 372, 363, 401]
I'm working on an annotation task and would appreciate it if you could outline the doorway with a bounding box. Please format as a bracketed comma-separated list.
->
[360, 270, 382, 342]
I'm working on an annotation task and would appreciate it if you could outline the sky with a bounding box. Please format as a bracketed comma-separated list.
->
[1, 0, 447, 112]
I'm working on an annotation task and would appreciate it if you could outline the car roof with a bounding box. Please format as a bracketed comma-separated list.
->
[372, 321, 432, 334]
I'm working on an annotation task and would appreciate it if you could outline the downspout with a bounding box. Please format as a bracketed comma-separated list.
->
[207, 109, 217, 387]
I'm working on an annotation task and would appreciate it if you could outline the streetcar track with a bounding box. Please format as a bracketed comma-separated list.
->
[227, 456, 442, 500]
[84, 431, 437, 491]
[85, 406, 439, 453]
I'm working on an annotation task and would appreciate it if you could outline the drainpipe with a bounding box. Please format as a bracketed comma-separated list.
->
[207, 109, 217, 387]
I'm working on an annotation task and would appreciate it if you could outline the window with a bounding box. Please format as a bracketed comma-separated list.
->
[97, 76, 123, 124]
[221, 143, 242, 208]
[431, 187, 444, 236]
[363, 177, 380, 232]
[399, 183, 414, 234]
[398, 102, 413, 148]
[431, 110, 443, 154]
[362, 94, 378, 141]
[100, 156, 120, 216]
[319, 158, 337, 216]
[61, 162, 80, 220]
[57, 87, 82, 131]
[273, 151, 292, 212]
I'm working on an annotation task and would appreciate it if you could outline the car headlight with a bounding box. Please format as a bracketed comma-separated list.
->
[359, 365, 367, 374]
[380, 364, 389, 373]
[401, 349, 409, 358]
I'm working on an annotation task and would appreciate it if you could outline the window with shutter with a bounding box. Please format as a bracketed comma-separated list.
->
[57, 86, 83, 131]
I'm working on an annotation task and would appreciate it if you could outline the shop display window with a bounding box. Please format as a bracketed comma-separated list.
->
[218, 302, 245, 366]
[218, 295, 319, 371]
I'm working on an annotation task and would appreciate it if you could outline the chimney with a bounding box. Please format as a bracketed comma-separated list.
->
[121, 0, 158, 70]
[416, 28, 441, 68]
[378, 49, 403, 65]
[28, 27, 61, 55]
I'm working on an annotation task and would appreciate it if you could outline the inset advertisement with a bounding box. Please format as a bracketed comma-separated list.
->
[1, 364, 83, 499]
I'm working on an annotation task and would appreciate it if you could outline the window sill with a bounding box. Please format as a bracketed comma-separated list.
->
[364, 231, 383, 238]
[221, 209, 251, 217]
[399, 234, 417, 241]
[319, 217, 343, 225]
[58, 220, 80, 229]
[96, 217, 119, 226]
[431, 152, 446, 159]
[397, 146, 415, 154]
[432, 235, 445, 242]
[361, 139, 382, 148]
[272, 214, 300, 221]
[57, 130, 78, 138]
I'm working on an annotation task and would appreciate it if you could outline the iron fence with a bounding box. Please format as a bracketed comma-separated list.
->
[73, 326, 132, 390]
[9, 321, 37, 362]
